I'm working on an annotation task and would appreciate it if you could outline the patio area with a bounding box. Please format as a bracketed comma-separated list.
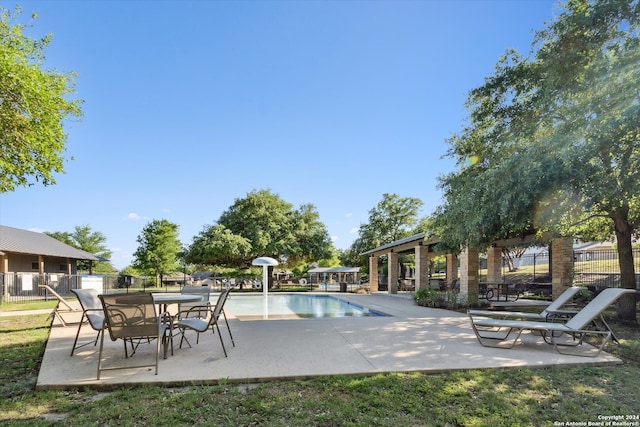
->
[36, 293, 622, 389]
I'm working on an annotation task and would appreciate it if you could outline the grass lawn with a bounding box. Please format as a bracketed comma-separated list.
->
[1, 303, 639, 426]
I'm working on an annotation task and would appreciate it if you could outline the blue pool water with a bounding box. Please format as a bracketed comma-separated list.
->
[223, 294, 389, 320]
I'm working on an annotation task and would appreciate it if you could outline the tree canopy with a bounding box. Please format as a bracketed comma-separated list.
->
[0, 7, 82, 193]
[434, 0, 639, 319]
[133, 219, 182, 283]
[46, 225, 113, 272]
[343, 193, 424, 269]
[184, 189, 332, 269]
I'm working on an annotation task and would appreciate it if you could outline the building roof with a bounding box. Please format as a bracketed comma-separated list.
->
[0, 225, 101, 261]
[308, 267, 361, 274]
[360, 232, 429, 256]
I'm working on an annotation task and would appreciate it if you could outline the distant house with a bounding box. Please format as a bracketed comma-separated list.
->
[0, 225, 100, 276]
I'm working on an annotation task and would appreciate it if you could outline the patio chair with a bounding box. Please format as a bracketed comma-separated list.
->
[177, 285, 211, 319]
[174, 288, 235, 357]
[97, 293, 173, 379]
[70, 288, 106, 356]
[468, 286, 583, 321]
[468, 288, 635, 357]
[38, 284, 79, 326]
[172, 285, 212, 343]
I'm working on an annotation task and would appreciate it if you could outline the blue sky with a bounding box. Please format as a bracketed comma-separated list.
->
[1, 0, 559, 269]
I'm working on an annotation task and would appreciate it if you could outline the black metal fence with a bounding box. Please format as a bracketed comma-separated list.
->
[0, 273, 155, 304]
[492, 248, 640, 288]
[573, 248, 640, 289]
[3, 249, 639, 304]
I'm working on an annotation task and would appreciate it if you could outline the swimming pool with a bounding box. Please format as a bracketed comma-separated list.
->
[223, 294, 389, 320]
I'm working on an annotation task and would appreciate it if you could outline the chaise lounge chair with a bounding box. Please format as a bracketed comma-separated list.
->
[468, 286, 583, 321]
[38, 284, 79, 326]
[469, 288, 634, 357]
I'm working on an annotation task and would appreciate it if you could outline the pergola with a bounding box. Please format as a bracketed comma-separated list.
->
[361, 232, 575, 302]
[360, 233, 442, 294]
[307, 267, 361, 285]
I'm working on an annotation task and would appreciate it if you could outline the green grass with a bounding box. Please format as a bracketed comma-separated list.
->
[1, 308, 639, 426]
[0, 300, 59, 312]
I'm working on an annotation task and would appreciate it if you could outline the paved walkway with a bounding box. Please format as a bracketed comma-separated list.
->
[34, 293, 622, 389]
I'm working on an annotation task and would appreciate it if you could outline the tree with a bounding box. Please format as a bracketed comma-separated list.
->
[287, 203, 332, 263]
[185, 189, 332, 268]
[133, 219, 181, 285]
[317, 246, 342, 268]
[0, 7, 82, 193]
[435, 0, 639, 320]
[346, 193, 424, 270]
[352, 193, 424, 253]
[184, 224, 252, 267]
[46, 225, 113, 272]
[366, 193, 424, 244]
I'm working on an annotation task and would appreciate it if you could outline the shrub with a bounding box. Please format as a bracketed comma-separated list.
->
[414, 288, 474, 311]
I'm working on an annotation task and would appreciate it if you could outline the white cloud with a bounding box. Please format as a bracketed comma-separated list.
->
[123, 213, 143, 221]
[331, 235, 338, 242]
[349, 227, 359, 234]
[345, 213, 353, 217]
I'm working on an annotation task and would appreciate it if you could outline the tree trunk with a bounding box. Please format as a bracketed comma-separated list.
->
[502, 248, 515, 272]
[612, 209, 637, 323]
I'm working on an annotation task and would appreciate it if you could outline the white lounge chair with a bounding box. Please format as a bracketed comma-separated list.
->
[38, 284, 79, 326]
[468, 286, 583, 321]
[469, 288, 635, 357]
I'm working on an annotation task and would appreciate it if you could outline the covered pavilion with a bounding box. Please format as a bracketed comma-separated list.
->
[307, 266, 362, 285]
[361, 232, 575, 303]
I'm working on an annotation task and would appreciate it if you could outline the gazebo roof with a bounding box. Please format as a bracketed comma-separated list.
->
[308, 267, 361, 273]
[360, 232, 440, 257]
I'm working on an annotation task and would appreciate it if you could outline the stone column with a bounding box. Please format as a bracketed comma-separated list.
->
[369, 256, 379, 293]
[551, 237, 574, 299]
[486, 246, 503, 284]
[446, 254, 458, 285]
[460, 247, 479, 303]
[415, 245, 430, 291]
[388, 251, 399, 294]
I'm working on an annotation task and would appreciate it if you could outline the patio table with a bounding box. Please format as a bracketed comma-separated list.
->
[485, 283, 520, 302]
[152, 293, 202, 314]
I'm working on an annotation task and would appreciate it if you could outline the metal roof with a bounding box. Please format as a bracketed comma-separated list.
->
[308, 267, 361, 273]
[0, 225, 101, 261]
[359, 232, 427, 256]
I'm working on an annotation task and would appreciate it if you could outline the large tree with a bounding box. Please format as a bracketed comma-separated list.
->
[346, 193, 424, 269]
[133, 219, 182, 285]
[184, 224, 252, 268]
[185, 189, 332, 268]
[435, 0, 639, 320]
[46, 225, 113, 272]
[0, 7, 82, 193]
[355, 193, 424, 252]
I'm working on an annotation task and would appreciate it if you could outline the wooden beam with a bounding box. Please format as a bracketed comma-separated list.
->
[493, 232, 555, 247]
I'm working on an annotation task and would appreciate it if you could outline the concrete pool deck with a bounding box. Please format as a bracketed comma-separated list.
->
[35, 292, 623, 389]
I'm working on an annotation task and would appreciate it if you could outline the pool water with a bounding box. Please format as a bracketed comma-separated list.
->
[223, 294, 388, 320]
